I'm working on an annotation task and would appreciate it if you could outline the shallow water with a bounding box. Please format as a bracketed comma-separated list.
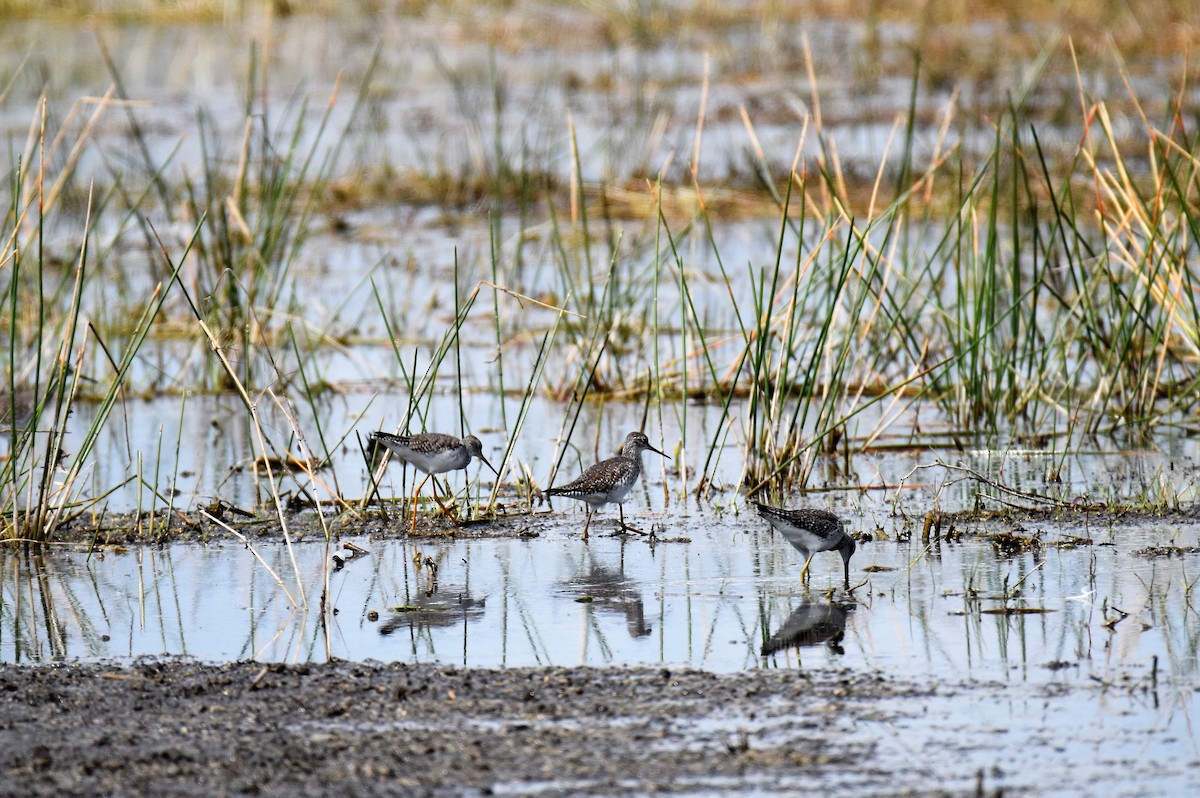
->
[4, 514, 1196, 680]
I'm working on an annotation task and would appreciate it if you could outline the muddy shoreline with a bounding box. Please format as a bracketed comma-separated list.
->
[3, 511, 1198, 796]
[0, 658, 998, 797]
[21, 500, 1200, 549]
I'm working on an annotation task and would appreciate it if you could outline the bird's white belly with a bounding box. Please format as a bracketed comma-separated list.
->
[604, 479, 636, 505]
[779, 526, 832, 555]
[404, 449, 467, 474]
[578, 478, 635, 509]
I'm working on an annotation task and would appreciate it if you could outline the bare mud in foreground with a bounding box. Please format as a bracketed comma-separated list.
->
[0, 658, 1192, 797]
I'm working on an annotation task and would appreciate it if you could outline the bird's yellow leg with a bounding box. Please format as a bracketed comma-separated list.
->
[409, 473, 432, 534]
[582, 510, 592, 541]
[427, 476, 459, 526]
[797, 554, 815, 584]
[617, 504, 647, 536]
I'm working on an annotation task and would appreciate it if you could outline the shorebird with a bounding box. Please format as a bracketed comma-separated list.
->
[751, 502, 856, 588]
[368, 431, 497, 531]
[546, 431, 669, 539]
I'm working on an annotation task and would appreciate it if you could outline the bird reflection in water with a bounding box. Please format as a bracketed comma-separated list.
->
[378, 590, 485, 636]
[376, 546, 488, 636]
[761, 599, 855, 656]
[561, 556, 652, 638]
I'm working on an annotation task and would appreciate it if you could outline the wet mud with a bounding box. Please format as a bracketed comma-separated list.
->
[0, 659, 1003, 797]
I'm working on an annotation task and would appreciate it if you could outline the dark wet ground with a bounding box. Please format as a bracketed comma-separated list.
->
[0, 658, 1018, 797]
[4, 654, 1196, 797]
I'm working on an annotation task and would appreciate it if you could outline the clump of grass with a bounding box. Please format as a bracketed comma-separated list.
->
[165, 45, 379, 393]
[0, 36, 385, 542]
[443, 36, 1199, 510]
[0, 101, 200, 541]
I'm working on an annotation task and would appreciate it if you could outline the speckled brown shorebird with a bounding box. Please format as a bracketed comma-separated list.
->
[752, 502, 856, 588]
[546, 431, 669, 540]
[369, 431, 497, 530]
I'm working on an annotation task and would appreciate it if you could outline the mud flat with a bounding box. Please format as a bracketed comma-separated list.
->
[1, 657, 1195, 797]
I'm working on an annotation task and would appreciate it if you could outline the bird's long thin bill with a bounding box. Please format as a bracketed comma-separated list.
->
[479, 455, 499, 476]
[648, 444, 670, 460]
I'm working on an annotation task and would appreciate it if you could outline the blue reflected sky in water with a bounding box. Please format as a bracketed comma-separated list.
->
[3, 517, 1196, 684]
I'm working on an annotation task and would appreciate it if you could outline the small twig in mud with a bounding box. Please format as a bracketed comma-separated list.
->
[905, 461, 1072, 511]
[208, 500, 256, 520]
[844, 578, 869, 595]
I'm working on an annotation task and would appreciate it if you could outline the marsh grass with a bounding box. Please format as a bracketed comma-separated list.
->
[0, 38, 384, 543]
[479, 44, 1197, 504]
[0, 123, 198, 541]
[171, 46, 379, 392]
[359, 38, 1199, 508]
[4, 17, 1199, 539]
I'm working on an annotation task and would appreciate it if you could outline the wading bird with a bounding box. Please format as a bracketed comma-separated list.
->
[546, 431, 669, 539]
[369, 431, 497, 531]
[752, 503, 856, 588]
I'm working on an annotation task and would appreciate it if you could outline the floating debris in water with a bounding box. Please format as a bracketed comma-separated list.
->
[1133, 545, 1200, 557]
[978, 606, 1055, 615]
[1049, 535, 1093, 549]
[987, 531, 1042, 556]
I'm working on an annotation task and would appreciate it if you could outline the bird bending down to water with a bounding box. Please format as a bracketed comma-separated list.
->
[369, 431, 497, 530]
[751, 502, 856, 588]
[546, 431, 669, 539]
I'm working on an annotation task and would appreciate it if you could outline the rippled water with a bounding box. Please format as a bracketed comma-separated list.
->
[4, 513, 1195, 680]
